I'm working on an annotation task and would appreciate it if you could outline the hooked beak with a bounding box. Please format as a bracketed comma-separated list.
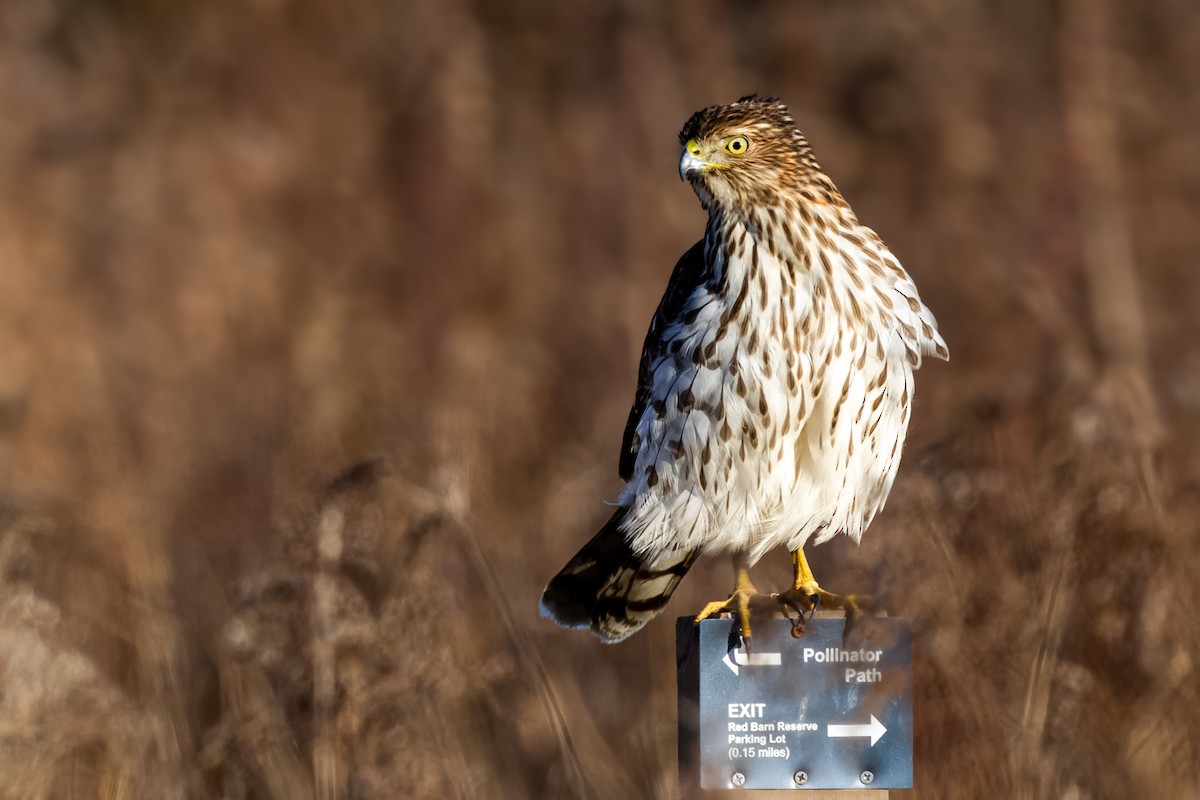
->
[679, 149, 706, 181]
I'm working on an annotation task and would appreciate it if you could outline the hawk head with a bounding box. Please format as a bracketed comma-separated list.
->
[678, 95, 825, 211]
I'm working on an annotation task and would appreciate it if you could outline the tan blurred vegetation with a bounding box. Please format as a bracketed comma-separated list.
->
[1, 0, 1199, 798]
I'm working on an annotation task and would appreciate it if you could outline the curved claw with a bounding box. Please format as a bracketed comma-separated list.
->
[813, 588, 870, 618]
[694, 588, 777, 639]
[694, 558, 765, 639]
[772, 586, 872, 641]
[775, 587, 819, 616]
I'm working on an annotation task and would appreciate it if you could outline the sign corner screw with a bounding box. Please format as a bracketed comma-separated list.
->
[793, 770, 808, 786]
[731, 771, 746, 787]
[859, 769, 875, 785]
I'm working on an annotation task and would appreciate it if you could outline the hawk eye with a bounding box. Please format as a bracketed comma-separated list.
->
[724, 136, 750, 155]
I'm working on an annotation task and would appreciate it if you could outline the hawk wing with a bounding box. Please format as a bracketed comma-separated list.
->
[618, 239, 709, 480]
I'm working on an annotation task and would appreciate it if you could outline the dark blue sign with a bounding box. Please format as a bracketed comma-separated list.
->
[677, 615, 913, 790]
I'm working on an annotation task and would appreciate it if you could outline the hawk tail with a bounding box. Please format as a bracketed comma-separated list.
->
[540, 511, 697, 643]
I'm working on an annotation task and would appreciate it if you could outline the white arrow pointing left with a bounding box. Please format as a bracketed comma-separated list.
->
[722, 645, 782, 675]
[827, 715, 887, 746]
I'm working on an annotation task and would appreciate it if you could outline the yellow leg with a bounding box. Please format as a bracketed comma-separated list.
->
[781, 548, 869, 618]
[694, 553, 764, 639]
[792, 548, 819, 595]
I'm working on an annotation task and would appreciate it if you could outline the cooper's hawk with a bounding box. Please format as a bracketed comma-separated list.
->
[541, 96, 947, 642]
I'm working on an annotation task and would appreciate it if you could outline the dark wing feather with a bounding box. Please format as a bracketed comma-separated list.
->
[618, 239, 710, 480]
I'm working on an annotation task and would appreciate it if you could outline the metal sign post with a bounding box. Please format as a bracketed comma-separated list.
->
[677, 613, 912, 793]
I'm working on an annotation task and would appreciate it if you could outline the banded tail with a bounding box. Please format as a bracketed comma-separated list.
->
[540, 510, 697, 642]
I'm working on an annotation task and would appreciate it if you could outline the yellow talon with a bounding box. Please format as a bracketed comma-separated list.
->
[777, 548, 870, 621]
[696, 549, 871, 641]
[694, 555, 763, 639]
[791, 548, 820, 596]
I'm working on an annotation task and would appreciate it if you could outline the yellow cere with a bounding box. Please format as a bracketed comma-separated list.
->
[686, 138, 702, 157]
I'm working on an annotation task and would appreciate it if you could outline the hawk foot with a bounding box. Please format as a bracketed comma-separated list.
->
[693, 588, 780, 640]
[776, 586, 871, 620]
[780, 549, 870, 635]
[814, 587, 870, 617]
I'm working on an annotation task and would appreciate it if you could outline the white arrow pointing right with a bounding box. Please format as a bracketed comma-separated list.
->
[827, 715, 887, 746]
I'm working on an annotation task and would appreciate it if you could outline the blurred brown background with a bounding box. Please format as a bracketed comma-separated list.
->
[1, 1, 1199, 798]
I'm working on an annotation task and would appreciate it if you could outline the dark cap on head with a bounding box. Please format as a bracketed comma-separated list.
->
[678, 95, 795, 145]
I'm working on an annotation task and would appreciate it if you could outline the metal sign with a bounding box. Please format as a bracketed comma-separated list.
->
[677, 615, 913, 791]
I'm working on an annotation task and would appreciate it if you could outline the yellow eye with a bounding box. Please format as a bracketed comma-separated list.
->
[724, 136, 750, 155]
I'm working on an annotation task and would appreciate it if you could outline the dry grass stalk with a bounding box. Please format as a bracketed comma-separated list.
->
[0, 2, 1198, 798]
